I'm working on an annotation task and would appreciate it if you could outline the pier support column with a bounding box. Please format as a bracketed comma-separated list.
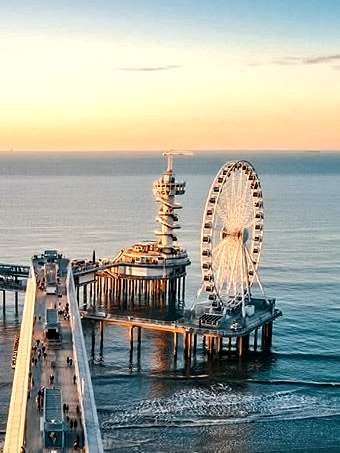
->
[2, 290, 5, 316]
[83, 285, 87, 307]
[89, 283, 93, 305]
[254, 328, 258, 352]
[129, 326, 134, 360]
[99, 321, 104, 358]
[184, 332, 192, 361]
[91, 324, 96, 360]
[207, 336, 215, 355]
[173, 332, 178, 357]
[262, 322, 273, 350]
[207, 336, 211, 355]
[14, 291, 19, 316]
[237, 336, 242, 357]
[193, 334, 197, 355]
[216, 337, 223, 355]
[228, 337, 232, 352]
[137, 327, 142, 360]
[237, 336, 249, 358]
[76, 285, 80, 306]
[244, 334, 249, 354]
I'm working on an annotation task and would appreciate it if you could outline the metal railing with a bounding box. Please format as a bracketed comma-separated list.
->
[66, 266, 104, 453]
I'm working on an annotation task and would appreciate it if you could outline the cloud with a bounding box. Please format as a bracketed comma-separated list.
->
[302, 54, 340, 64]
[275, 54, 340, 66]
[251, 53, 340, 70]
[118, 65, 181, 72]
[271, 56, 301, 66]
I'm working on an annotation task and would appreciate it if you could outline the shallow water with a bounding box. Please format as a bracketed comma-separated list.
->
[1, 151, 340, 451]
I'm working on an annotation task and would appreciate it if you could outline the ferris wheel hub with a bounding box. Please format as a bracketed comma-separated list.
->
[221, 227, 249, 243]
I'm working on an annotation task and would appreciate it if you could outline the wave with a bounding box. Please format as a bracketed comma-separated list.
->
[273, 351, 340, 361]
[99, 384, 340, 431]
[245, 379, 340, 388]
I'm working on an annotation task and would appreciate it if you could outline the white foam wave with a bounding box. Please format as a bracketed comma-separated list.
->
[101, 384, 340, 431]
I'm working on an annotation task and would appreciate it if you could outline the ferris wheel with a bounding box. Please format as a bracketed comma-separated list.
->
[200, 160, 265, 314]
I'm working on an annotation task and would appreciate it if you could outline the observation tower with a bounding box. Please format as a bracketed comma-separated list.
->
[99, 153, 190, 314]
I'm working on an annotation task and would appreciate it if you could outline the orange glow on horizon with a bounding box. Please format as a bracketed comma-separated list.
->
[1, 34, 339, 152]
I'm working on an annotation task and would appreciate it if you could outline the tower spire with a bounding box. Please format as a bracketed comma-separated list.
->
[153, 152, 187, 253]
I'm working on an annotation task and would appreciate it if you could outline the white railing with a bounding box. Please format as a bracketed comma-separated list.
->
[66, 265, 104, 453]
[4, 266, 36, 453]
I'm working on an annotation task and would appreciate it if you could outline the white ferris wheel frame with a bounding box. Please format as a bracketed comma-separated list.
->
[200, 160, 265, 313]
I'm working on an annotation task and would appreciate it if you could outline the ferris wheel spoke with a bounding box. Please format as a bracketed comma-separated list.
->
[212, 240, 226, 268]
[232, 171, 239, 217]
[215, 203, 227, 225]
[225, 240, 241, 297]
[215, 245, 229, 292]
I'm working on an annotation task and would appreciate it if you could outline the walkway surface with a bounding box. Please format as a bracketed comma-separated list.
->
[26, 286, 84, 452]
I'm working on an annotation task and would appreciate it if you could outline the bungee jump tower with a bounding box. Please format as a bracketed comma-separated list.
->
[96, 153, 190, 314]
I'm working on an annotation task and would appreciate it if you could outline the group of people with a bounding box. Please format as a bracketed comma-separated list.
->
[66, 355, 73, 366]
[31, 338, 48, 367]
[28, 338, 48, 398]
[35, 385, 45, 412]
[58, 301, 70, 321]
[63, 402, 83, 449]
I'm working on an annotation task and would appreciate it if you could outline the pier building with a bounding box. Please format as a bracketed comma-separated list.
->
[93, 153, 190, 315]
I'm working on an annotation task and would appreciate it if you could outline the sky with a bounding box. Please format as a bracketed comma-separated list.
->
[1, 0, 340, 151]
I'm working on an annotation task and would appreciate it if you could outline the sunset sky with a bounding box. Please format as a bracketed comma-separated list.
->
[1, 0, 340, 151]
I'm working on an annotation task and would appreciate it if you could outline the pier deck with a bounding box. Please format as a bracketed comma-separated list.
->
[4, 252, 103, 453]
[81, 302, 282, 360]
[81, 305, 281, 338]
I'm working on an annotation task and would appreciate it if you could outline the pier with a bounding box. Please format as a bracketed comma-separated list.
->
[4, 251, 103, 453]
[3, 156, 282, 451]
[81, 301, 281, 361]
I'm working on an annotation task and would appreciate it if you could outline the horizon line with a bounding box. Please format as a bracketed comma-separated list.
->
[0, 149, 339, 154]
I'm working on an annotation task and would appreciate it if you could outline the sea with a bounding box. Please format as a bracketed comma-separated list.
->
[1, 151, 340, 452]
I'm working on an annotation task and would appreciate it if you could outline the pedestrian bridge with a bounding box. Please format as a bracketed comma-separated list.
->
[4, 252, 103, 453]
